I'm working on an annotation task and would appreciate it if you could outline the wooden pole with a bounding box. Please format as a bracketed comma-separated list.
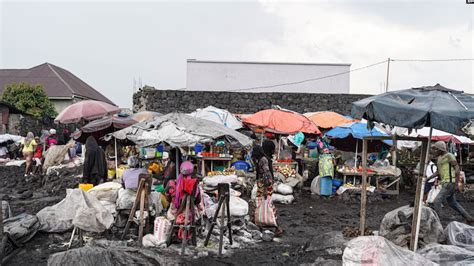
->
[359, 138, 368, 235]
[410, 128, 431, 251]
[385, 58, 391, 93]
[114, 137, 118, 179]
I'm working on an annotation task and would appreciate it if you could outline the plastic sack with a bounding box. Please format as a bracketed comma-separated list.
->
[276, 183, 293, 195]
[426, 186, 441, 204]
[88, 182, 122, 203]
[342, 236, 436, 266]
[37, 189, 114, 233]
[379, 205, 444, 249]
[203, 175, 238, 187]
[116, 188, 137, 210]
[254, 197, 277, 227]
[251, 184, 257, 201]
[272, 194, 295, 204]
[417, 244, 474, 265]
[2, 200, 12, 220]
[143, 234, 167, 248]
[445, 221, 474, 251]
[47, 240, 179, 266]
[153, 216, 171, 242]
[3, 213, 39, 243]
[311, 176, 321, 195]
[100, 201, 117, 217]
[204, 196, 249, 218]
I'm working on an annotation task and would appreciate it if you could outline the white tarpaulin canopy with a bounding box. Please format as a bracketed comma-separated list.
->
[189, 106, 242, 130]
[106, 113, 253, 148]
[394, 127, 474, 149]
[0, 134, 22, 144]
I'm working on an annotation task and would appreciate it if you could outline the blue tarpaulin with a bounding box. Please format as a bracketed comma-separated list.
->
[326, 122, 392, 145]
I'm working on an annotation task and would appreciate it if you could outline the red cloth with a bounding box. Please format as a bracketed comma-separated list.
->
[33, 146, 42, 159]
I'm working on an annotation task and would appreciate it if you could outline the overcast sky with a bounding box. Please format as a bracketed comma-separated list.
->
[1, 0, 473, 108]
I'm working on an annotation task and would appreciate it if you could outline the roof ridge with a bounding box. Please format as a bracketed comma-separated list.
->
[46, 63, 75, 95]
[51, 64, 116, 105]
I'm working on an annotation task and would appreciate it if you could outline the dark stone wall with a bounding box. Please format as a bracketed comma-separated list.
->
[133, 88, 371, 115]
[8, 114, 72, 137]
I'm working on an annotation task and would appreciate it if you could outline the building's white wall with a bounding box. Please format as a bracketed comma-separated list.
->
[51, 99, 73, 114]
[186, 61, 350, 93]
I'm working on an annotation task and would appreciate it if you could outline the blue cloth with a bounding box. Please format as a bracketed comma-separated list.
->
[325, 122, 392, 145]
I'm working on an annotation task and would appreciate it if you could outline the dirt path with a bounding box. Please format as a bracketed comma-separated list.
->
[2, 165, 473, 265]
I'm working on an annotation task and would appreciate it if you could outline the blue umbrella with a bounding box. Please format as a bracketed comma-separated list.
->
[325, 122, 392, 152]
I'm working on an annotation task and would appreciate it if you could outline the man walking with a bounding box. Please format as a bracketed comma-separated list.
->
[429, 141, 473, 223]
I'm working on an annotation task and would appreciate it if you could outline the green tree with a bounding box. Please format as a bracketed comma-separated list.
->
[2, 82, 58, 118]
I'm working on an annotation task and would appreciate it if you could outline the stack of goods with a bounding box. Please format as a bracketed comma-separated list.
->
[251, 164, 302, 204]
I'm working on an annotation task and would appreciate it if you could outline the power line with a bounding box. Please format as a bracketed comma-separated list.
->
[391, 58, 474, 62]
[226, 57, 473, 93]
[228, 60, 388, 92]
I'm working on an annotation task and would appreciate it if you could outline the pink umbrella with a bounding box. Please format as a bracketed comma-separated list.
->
[54, 100, 120, 124]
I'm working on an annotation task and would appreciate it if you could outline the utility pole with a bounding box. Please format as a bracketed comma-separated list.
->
[385, 58, 391, 93]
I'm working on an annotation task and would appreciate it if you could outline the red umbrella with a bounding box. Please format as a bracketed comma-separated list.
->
[243, 109, 321, 135]
[54, 100, 120, 124]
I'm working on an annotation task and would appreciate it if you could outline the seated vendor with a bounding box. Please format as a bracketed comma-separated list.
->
[121, 156, 147, 190]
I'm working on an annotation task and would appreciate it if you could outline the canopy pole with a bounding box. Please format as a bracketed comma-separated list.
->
[114, 137, 118, 179]
[176, 148, 179, 180]
[355, 140, 359, 167]
[410, 127, 432, 251]
[385, 58, 391, 93]
[359, 138, 368, 235]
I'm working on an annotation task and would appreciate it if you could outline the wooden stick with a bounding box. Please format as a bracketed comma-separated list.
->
[219, 197, 226, 256]
[181, 196, 190, 255]
[410, 136, 430, 251]
[359, 138, 368, 236]
[138, 187, 146, 247]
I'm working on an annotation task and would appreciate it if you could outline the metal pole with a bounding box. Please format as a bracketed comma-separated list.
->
[359, 138, 368, 235]
[355, 140, 358, 167]
[411, 127, 432, 251]
[385, 58, 391, 93]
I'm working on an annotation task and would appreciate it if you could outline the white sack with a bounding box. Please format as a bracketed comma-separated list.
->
[342, 236, 436, 266]
[88, 182, 122, 203]
[276, 183, 293, 195]
[37, 189, 113, 233]
[272, 194, 294, 204]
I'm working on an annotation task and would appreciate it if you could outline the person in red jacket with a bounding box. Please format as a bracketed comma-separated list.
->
[33, 137, 43, 174]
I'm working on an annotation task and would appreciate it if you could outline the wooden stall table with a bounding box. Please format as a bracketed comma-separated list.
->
[196, 155, 233, 177]
[337, 169, 400, 195]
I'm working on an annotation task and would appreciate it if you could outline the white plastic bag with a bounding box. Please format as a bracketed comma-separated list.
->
[251, 184, 257, 201]
[116, 188, 137, 210]
[417, 244, 474, 265]
[310, 176, 320, 195]
[153, 216, 171, 243]
[37, 189, 114, 233]
[276, 183, 293, 195]
[445, 221, 474, 251]
[272, 194, 294, 204]
[426, 186, 441, 204]
[203, 175, 238, 187]
[343, 236, 436, 266]
[88, 182, 122, 203]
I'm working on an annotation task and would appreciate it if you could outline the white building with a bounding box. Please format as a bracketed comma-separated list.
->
[186, 59, 351, 93]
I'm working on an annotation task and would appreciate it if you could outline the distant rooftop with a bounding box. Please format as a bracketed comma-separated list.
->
[187, 59, 351, 67]
[0, 63, 115, 105]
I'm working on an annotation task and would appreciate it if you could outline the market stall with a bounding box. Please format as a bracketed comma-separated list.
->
[352, 84, 474, 250]
[243, 107, 321, 176]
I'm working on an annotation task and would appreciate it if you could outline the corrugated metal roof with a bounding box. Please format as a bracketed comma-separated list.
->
[0, 63, 115, 105]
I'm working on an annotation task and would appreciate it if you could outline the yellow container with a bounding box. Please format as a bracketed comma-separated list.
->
[108, 169, 116, 178]
[79, 183, 94, 192]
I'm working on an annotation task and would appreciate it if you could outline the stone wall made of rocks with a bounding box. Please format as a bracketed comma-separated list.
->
[133, 88, 371, 115]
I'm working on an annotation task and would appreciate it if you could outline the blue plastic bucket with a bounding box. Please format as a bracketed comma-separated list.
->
[332, 179, 343, 188]
[320, 176, 333, 196]
[194, 143, 203, 153]
[231, 160, 250, 172]
[156, 144, 164, 153]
